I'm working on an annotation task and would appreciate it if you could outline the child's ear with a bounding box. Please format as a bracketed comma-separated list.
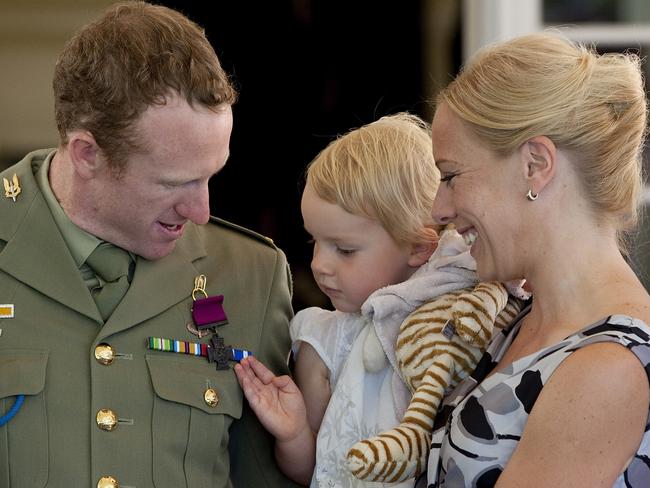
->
[408, 238, 438, 268]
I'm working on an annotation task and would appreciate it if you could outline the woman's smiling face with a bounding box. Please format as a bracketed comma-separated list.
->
[431, 103, 524, 282]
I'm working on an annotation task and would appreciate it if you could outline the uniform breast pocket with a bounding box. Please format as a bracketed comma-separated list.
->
[0, 349, 49, 488]
[146, 355, 243, 488]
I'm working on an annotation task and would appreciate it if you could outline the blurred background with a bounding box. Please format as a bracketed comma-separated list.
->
[2, 0, 649, 311]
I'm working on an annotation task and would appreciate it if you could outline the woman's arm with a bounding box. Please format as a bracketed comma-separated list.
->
[496, 342, 649, 487]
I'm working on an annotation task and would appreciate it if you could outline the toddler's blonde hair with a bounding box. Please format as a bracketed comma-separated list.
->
[306, 112, 440, 246]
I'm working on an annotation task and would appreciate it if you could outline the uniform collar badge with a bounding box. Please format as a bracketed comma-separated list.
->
[3, 174, 21, 202]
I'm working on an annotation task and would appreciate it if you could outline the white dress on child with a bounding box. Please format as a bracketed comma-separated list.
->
[290, 230, 477, 488]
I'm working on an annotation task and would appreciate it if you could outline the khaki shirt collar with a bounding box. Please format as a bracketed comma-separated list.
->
[35, 150, 101, 267]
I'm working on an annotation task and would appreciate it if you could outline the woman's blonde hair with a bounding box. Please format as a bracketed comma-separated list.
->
[306, 112, 440, 246]
[438, 31, 647, 252]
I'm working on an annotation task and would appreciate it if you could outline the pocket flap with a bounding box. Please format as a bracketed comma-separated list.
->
[0, 349, 48, 397]
[146, 355, 243, 417]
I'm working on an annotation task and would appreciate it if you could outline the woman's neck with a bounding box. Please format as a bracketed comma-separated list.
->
[510, 240, 649, 357]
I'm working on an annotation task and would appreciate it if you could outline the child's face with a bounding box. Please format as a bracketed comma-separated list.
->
[301, 182, 419, 313]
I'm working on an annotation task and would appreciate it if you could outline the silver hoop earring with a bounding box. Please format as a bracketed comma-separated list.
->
[526, 189, 538, 201]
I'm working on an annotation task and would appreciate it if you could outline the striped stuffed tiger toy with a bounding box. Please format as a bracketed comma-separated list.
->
[345, 281, 524, 482]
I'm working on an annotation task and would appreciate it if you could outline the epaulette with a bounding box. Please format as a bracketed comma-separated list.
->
[208, 216, 277, 249]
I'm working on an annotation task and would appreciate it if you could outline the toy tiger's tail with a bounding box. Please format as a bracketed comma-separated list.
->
[345, 354, 455, 482]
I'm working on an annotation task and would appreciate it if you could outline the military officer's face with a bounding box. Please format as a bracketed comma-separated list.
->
[91, 94, 233, 259]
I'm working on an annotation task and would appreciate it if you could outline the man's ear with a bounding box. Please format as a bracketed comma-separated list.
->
[521, 136, 556, 196]
[67, 131, 104, 180]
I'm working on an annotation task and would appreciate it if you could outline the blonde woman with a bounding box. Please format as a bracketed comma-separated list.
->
[427, 32, 650, 487]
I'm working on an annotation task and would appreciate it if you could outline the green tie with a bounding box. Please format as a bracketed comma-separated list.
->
[86, 242, 133, 321]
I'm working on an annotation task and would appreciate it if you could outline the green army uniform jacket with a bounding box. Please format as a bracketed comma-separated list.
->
[0, 149, 299, 488]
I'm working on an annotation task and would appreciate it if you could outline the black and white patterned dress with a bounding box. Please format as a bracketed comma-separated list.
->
[426, 311, 650, 487]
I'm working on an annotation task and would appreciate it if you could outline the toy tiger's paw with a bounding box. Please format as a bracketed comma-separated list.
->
[345, 432, 424, 483]
[452, 281, 508, 346]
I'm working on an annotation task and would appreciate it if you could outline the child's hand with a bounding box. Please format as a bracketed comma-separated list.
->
[234, 356, 310, 442]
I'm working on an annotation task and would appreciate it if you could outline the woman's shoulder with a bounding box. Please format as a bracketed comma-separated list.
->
[566, 313, 650, 378]
[498, 339, 649, 486]
[585, 311, 649, 330]
[542, 314, 650, 431]
[606, 285, 650, 332]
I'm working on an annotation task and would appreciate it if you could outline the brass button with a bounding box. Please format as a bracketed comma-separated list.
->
[95, 343, 115, 366]
[96, 409, 118, 431]
[97, 475, 119, 488]
[204, 388, 219, 407]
